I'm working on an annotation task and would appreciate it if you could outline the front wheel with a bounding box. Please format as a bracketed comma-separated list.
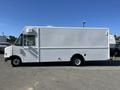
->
[11, 58, 21, 67]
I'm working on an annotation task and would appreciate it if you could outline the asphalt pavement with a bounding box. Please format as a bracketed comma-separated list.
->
[1, 54, 120, 90]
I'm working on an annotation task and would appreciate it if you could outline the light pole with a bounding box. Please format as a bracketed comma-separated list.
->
[2, 32, 4, 36]
[82, 21, 87, 28]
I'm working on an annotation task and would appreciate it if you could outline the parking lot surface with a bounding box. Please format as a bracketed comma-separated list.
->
[1, 54, 120, 90]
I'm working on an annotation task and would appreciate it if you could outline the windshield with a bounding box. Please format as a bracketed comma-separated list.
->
[15, 34, 23, 46]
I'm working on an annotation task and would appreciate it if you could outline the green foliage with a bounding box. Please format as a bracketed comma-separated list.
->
[115, 36, 120, 44]
[7, 36, 17, 44]
[115, 36, 120, 40]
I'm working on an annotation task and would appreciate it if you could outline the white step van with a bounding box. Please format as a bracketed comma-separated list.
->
[4, 26, 110, 66]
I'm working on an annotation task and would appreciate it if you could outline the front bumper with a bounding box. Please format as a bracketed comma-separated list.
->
[4, 57, 11, 62]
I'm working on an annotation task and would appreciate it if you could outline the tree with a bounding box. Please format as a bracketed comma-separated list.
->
[7, 36, 17, 44]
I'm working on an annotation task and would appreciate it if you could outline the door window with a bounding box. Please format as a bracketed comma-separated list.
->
[23, 35, 35, 46]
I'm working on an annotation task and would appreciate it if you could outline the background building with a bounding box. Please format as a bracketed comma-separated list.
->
[0, 36, 10, 53]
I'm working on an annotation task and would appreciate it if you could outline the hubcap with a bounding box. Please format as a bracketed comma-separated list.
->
[13, 59, 20, 65]
[75, 59, 81, 65]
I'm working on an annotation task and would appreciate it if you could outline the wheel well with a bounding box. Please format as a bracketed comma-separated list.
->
[10, 55, 21, 61]
[71, 54, 85, 62]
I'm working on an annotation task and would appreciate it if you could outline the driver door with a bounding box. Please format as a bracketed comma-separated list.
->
[22, 35, 39, 62]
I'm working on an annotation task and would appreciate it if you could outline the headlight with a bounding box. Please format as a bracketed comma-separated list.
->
[5, 53, 7, 56]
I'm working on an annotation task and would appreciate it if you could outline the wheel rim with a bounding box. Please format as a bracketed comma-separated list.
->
[75, 59, 81, 66]
[13, 59, 20, 65]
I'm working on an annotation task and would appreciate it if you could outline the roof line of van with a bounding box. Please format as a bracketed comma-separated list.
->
[24, 26, 109, 30]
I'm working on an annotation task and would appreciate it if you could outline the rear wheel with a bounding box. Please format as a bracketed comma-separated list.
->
[11, 58, 21, 67]
[72, 57, 84, 66]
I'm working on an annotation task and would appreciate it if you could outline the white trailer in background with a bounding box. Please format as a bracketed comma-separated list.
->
[4, 26, 110, 66]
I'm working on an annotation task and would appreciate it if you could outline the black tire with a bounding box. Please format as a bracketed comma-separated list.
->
[72, 57, 84, 66]
[11, 57, 21, 67]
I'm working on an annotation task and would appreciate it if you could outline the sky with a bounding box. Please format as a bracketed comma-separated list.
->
[0, 0, 120, 36]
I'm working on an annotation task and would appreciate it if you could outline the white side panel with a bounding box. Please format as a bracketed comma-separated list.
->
[39, 28, 109, 62]
[40, 48, 109, 62]
[40, 28, 108, 48]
